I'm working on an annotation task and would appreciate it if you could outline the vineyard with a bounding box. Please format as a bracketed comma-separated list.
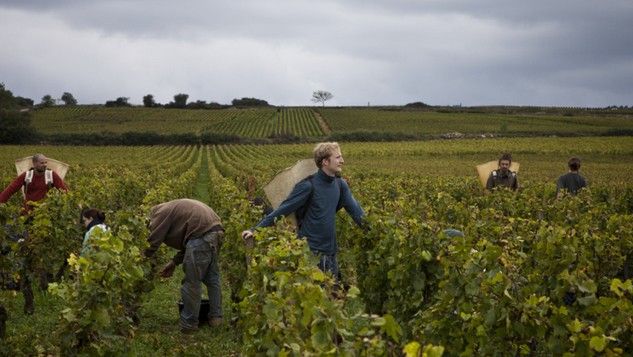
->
[1, 137, 632, 355]
[318, 108, 633, 137]
[32, 107, 325, 138]
[30, 106, 633, 141]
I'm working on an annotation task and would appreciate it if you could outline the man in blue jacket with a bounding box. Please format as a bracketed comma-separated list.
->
[242, 142, 365, 280]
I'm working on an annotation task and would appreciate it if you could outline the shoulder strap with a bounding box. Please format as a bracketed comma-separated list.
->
[335, 176, 344, 210]
[295, 175, 315, 225]
[24, 169, 34, 188]
[45, 169, 53, 187]
[303, 174, 316, 212]
[296, 175, 346, 226]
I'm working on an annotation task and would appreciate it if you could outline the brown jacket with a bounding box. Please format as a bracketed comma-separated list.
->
[145, 199, 222, 264]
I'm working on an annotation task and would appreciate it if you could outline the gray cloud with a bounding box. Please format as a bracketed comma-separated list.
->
[0, 0, 631, 106]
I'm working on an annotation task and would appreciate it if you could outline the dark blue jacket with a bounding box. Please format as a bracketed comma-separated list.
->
[256, 169, 364, 254]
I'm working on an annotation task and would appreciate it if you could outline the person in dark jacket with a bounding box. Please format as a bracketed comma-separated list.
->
[242, 142, 365, 281]
[556, 157, 587, 197]
[145, 198, 224, 334]
[486, 153, 518, 191]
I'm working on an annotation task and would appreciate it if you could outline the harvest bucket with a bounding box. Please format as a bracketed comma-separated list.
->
[263, 158, 317, 228]
[14, 156, 70, 198]
[15, 156, 70, 179]
[177, 299, 210, 325]
[475, 160, 520, 188]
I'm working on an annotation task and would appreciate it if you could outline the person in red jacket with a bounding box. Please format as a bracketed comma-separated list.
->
[0, 154, 68, 214]
[0, 154, 68, 315]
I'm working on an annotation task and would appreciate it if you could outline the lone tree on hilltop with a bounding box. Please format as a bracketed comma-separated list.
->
[61, 92, 77, 106]
[312, 90, 333, 107]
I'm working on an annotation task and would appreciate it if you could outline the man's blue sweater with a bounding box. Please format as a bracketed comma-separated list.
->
[256, 169, 364, 255]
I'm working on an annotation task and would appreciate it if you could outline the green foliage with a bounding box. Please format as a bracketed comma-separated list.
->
[142, 94, 156, 108]
[48, 226, 150, 354]
[238, 227, 404, 355]
[31, 106, 324, 141]
[39, 94, 55, 107]
[60, 92, 77, 106]
[0, 83, 18, 110]
[329, 130, 418, 142]
[404, 188, 633, 355]
[231, 97, 270, 107]
[2, 141, 633, 355]
[25, 190, 83, 280]
[105, 97, 131, 107]
[0, 109, 37, 144]
[0, 204, 23, 287]
[169, 93, 189, 109]
[206, 164, 260, 306]
[404, 101, 431, 108]
[321, 108, 633, 138]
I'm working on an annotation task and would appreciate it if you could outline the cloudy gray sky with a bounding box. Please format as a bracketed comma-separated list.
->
[1, 0, 632, 107]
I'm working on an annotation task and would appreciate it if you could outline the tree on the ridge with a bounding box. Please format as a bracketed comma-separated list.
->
[143, 94, 156, 107]
[40, 94, 55, 107]
[61, 92, 77, 106]
[311, 90, 333, 107]
[173, 93, 189, 108]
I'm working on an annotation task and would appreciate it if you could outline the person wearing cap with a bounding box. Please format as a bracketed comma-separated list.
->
[556, 157, 587, 197]
[486, 153, 518, 191]
[242, 142, 365, 282]
[0, 153, 68, 214]
[144, 198, 224, 334]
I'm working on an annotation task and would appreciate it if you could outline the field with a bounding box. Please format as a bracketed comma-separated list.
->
[30, 106, 633, 141]
[31, 107, 325, 138]
[320, 108, 633, 136]
[1, 134, 632, 355]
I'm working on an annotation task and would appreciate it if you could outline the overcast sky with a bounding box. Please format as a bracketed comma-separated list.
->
[1, 0, 632, 107]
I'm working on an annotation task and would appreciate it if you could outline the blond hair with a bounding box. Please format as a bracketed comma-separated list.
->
[313, 142, 340, 168]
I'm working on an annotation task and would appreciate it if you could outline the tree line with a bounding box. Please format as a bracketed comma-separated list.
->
[0, 83, 272, 110]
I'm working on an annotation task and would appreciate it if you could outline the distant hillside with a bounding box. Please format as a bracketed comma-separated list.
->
[25, 105, 633, 145]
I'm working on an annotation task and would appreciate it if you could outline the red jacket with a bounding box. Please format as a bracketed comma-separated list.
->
[0, 170, 68, 213]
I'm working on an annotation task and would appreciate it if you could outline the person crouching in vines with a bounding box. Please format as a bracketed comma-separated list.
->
[80, 208, 109, 255]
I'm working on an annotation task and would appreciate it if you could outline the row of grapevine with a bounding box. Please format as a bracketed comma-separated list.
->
[0, 145, 201, 354]
[34, 107, 327, 138]
[1, 139, 632, 355]
[275, 107, 324, 137]
[34, 107, 235, 135]
[319, 108, 633, 136]
[32, 106, 633, 139]
[204, 141, 633, 354]
[204, 146, 442, 355]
